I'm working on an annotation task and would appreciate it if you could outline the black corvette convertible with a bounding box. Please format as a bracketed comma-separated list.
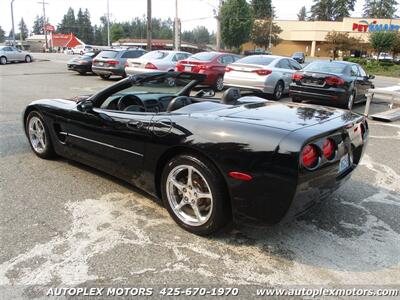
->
[23, 72, 368, 235]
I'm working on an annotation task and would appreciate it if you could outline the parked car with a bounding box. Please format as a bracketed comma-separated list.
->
[223, 55, 303, 100]
[67, 51, 100, 75]
[175, 52, 241, 91]
[0, 46, 33, 64]
[22, 71, 368, 235]
[289, 60, 375, 109]
[125, 50, 191, 76]
[92, 48, 146, 79]
[372, 52, 393, 61]
[71, 45, 94, 55]
[291, 52, 305, 64]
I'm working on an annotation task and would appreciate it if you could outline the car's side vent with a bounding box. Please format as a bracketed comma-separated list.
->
[53, 123, 67, 143]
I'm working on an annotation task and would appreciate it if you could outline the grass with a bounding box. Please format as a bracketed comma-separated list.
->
[343, 57, 400, 78]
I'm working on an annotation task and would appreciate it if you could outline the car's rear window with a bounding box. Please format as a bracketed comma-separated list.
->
[304, 61, 347, 73]
[98, 51, 118, 58]
[141, 51, 169, 60]
[190, 52, 219, 61]
[235, 56, 274, 65]
[293, 52, 303, 56]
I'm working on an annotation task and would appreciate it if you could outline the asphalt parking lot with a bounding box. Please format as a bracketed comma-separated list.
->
[0, 54, 399, 298]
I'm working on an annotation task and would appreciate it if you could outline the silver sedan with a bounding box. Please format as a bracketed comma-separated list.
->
[223, 55, 302, 100]
[0, 46, 33, 65]
[125, 50, 191, 75]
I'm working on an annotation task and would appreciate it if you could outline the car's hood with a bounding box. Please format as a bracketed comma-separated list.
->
[210, 101, 348, 131]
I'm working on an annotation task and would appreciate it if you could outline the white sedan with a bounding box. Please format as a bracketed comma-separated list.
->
[0, 46, 33, 65]
[125, 50, 191, 75]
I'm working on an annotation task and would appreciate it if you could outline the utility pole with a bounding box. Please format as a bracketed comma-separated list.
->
[174, 0, 180, 50]
[107, 0, 110, 47]
[10, 0, 16, 46]
[215, 0, 222, 51]
[37, 0, 49, 50]
[268, 17, 273, 52]
[147, 0, 152, 51]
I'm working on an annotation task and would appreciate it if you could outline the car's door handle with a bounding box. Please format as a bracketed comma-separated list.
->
[127, 120, 143, 129]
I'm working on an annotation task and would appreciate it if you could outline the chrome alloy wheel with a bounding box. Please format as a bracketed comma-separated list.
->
[215, 77, 224, 91]
[275, 83, 283, 99]
[28, 116, 47, 154]
[166, 165, 213, 226]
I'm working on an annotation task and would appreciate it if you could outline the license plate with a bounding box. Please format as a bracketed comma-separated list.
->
[99, 62, 104, 66]
[338, 153, 350, 173]
[184, 66, 192, 72]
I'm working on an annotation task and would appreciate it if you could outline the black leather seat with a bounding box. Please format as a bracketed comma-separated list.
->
[167, 96, 192, 112]
[221, 88, 241, 105]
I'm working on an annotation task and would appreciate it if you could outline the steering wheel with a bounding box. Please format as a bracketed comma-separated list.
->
[117, 94, 146, 112]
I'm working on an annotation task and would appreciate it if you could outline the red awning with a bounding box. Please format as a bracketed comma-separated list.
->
[51, 33, 82, 48]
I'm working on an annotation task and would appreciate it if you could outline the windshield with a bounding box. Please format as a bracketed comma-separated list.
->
[235, 55, 274, 65]
[0, 46, 5, 51]
[141, 51, 169, 60]
[82, 52, 97, 58]
[293, 52, 303, 56]
[304, 61, 347, 74]
[98, 51, 118, 59]
[190, 52, 219, 61]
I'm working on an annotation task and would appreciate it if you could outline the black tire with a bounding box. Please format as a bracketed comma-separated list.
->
[25, 111, 56, 159]
[273, 81, 284, 100]
[25, 55, 32, 63]
[100, 74, 111, 80]
[292, 96, 302, 103]
[161, 154, 231, 235]
[213, 75, 224, 92]
[0, 56, 7, 65]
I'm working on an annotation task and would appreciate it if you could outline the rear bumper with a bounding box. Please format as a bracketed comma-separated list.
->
[125, 67, 159, 75]
[67, 64, 91, 72]
[92, 66, 125, 76]
[224, 74, 275, 94]
[289, 85, 350, 106]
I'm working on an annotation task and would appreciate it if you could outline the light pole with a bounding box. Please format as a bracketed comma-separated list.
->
[216, 0, 222, 51]
[107, 0, 110, 47]
[174, 0, 179, 50]
[147, 0, 152, 51]
[268, 18, 273, 52]
[10, 0, 16, 46]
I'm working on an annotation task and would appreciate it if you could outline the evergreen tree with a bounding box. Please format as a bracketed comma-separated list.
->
[0, 26, 5, 42]
[75, 8, 93, 43]
[58, 8, 77, 35]
[310, 0, 335, 21]
[298, 6, 307, 20]
[251, 0, 274, 18]
[18, 18, 29, 40]
[192, 26, 210, 45]
[250, 20, 282, 49]
[32, 15, 48, 34]
[220, 0, 253, 50]
[363, 0, 399, 18]
[334, 0, 356, 20]
[111, 24, 125, 42]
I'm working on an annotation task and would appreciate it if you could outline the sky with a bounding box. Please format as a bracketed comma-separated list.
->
[0, 0, 399, 35]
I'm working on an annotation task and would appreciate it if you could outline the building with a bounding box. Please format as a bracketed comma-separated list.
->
[26, 33, 83, 52]
[243, 17, 400, 57]
[113, 38, 209, 53]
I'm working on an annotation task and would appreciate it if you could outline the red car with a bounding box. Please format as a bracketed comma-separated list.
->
[175, 52, 241, 91]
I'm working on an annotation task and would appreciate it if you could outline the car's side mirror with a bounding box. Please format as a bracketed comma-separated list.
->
[195, 89, 216, 98]
[77, 100, 94, 113]
[368, 74, 375, 79]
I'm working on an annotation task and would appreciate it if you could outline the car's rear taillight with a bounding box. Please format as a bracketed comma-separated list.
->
[292, 73, 303, 81]
[175, 64, 184, 71]
[322, 138, 336, 160]
[252, 69, 272, 76]
[325, 76, 345, 86]
[225, 66, 234, 72]
[198, 65, 209, 70]
[107, 60, 119, 65]
[145, 62, 158, 69]
[301, 144, 320, 169]
[124, 61, 129, 67]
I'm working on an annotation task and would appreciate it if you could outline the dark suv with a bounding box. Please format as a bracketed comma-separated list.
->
[291, 52, 305, 64]
[92, 48, 146, 79]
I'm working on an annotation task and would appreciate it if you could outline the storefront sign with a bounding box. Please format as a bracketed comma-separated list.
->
[352, 20, 400, 32]
[45, 24, 55, 32]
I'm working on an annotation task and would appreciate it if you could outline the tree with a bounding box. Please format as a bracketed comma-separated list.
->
[334, 0, 356, 21]
[250, 20, 282, 49]
[32, 15, 48, 34]
[57, 7, 77, 35]
[75, 8, 93, 43]
[220, 0, 253, 50]
[297, 6, 307, 21]
[325, 31, 360, 59]
[363, 0, 399, 18]
[192, 26, 210, 45]
[369, 31, 397, 60]
[392, 33, 400, 57]
[18, 18, 29, 40]
[310, 0, 335, 20]
[110, 24, 125, 42]
[251, 0, 273, 19]
[0, 26, 5, 43]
